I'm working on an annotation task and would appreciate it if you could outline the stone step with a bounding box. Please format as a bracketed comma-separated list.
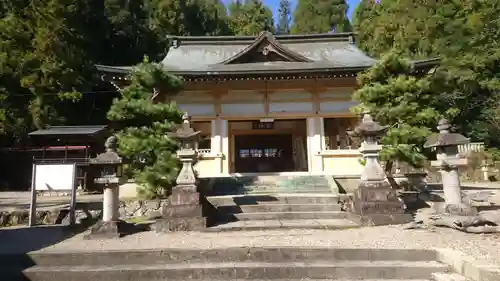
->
[0, 248, 438, 268]
[205, 219, 361, 232]
[210, 175, 335, 195]
[233, 211, 349, 221]
[207, 194, 343, 206]
[217, 203, 342, 213]
[432, 272, 471, 281]
[9, 260, 449, 281]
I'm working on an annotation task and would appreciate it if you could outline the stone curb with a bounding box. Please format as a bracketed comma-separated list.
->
[434, 248, 500, 281]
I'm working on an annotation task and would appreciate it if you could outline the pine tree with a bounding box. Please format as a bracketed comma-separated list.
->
[352, 53, 447, 173]
[107, 58, 184, 199]
[292, 0, 351, 34]
[276, 0, 291, 34]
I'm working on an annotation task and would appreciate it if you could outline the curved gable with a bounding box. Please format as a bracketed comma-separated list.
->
[220, 31, 313, 64]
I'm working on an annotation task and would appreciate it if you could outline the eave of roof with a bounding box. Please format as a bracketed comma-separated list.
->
[97, 58, 439, 77]
[29, 125, 108, 136]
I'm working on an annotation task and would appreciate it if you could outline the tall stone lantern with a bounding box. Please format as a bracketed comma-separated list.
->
[347, 112, 413, 225]
[86, 136, 124, 239]
[153, 112, 214, 232]
[424, 118, 471, 214]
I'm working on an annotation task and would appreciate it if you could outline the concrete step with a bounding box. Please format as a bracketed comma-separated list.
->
[233, 211, 349, 221]
[217, 203, 342, 213]
[432, 272, 471, 281]
[205, 219, 361, 232]
[210, 175, 336, 195]
[10, 260, 449, 281]
[0, 248, 438, 268]
[207, 194, 343, 206]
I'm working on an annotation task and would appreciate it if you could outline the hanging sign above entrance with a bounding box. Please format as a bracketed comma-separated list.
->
[252, 121, 274, 129]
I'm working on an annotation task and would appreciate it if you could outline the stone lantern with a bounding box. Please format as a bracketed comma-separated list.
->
[153, 112, 214, 232]
[424, 118, 471, 214]
[347, 112, 413, 226]
[86, 136, 124, 239]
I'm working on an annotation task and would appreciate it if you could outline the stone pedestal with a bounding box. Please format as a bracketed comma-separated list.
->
[349, 181, 413, 226]
[85, 184, 125, 240]
[347, 113, 412, 226]
[153, 185, 214, 232]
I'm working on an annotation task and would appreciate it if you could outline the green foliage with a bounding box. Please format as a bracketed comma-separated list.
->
[276, 0, 291, 34]
[292, 0, 351, 34]
[148, 0, 231, 38]
[0, 0, 101, 143]
[355, 0, 500, 148]
[353, 53, 446, 169]
[107, 58, 183, 199]
[228, 0, 274, 35]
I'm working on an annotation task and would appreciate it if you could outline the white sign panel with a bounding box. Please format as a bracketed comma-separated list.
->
[34, 164, 76, 191]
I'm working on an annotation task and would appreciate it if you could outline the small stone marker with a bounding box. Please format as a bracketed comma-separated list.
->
[347, 112, 412, 226]
[153, 112, 215, 232]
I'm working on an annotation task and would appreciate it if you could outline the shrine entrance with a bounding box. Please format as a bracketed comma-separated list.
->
[230, 119, 308, 174]
[234, 134, 294, 173]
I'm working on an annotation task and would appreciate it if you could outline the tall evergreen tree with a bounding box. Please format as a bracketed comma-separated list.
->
[148, 0, 231, 39]
[355, 0, 500, 147]
[276, 0, 291, 34]
[292, 0, 351, 34]
[228, 0, 274, 35]
[352, 0, 377, 28]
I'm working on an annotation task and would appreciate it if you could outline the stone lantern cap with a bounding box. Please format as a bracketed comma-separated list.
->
[167, 112, 201, 140]
[348, 112, 389, 138]
[424, 118, 469, 148]
[90, 136, 123, 165]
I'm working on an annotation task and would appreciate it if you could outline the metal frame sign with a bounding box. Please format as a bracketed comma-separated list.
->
[28, 163, 77, 227]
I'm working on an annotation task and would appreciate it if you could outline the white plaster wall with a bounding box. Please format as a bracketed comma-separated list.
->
[177, 103, 216, 116]
[269, 102, 313, 114]
[318, 87, 354, 99]
[221, 103, 265, 115]
[319, 101, 358, 113]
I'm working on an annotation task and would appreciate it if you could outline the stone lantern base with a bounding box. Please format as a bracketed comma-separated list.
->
[84, 220, 126, 240]
[348, 181, 413, 226]
[153, 184, 215, 232]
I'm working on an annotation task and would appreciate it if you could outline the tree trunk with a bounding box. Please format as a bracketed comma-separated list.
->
[385, 160, 400, 189]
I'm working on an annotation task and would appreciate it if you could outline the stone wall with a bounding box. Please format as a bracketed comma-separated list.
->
[0, 199, 169, 227]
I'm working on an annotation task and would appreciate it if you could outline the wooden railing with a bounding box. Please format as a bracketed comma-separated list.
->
[197, 148, 212, 155]
[458, 142, 484, 155]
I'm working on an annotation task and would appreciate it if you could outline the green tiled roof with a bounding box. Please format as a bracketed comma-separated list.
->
[96, 32, 439, 76]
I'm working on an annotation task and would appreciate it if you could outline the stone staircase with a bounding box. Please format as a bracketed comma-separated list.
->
[0, 247, 471, 281]
[204, 175, 356, 231]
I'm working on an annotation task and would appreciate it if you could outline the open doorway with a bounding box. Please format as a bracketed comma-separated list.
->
[230, 119, 307, 173]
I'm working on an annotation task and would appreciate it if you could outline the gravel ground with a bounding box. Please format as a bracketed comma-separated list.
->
[2, 225, 499, 267]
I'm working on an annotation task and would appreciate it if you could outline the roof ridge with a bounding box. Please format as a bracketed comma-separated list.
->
[169, 32, 356, 46]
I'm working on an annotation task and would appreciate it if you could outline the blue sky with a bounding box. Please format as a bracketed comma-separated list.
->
[223, 0, 360, 21]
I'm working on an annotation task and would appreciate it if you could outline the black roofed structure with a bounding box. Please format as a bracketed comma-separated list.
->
[96, 32, 439, 177]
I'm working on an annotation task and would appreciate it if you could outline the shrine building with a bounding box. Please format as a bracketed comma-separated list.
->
[97, 32, 437, 178]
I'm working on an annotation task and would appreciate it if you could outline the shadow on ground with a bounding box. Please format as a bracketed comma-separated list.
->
[0, 223, 89, 280]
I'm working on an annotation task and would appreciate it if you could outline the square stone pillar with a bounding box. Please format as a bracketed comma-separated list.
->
[307, 117, 324, 173]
